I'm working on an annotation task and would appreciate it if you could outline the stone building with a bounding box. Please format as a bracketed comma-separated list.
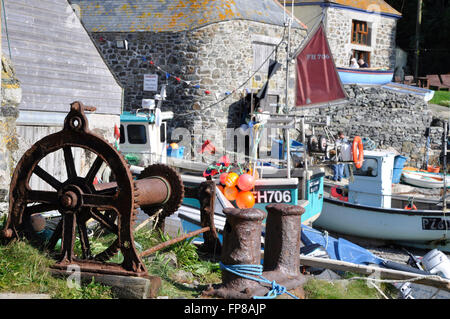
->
[69, 0, 308, 155]
[288, 0, 401, 68]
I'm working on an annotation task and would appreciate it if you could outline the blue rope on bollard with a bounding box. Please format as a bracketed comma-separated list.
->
[219, 262, 299, 299]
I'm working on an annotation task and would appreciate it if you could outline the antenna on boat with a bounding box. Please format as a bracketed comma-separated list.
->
[443, 121, 448, 230]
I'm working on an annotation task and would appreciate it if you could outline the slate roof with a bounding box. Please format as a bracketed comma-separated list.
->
[292, 0, 401, 17]
[69, 0, 307, 33]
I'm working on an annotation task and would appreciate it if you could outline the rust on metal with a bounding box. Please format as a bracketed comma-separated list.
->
[139, 227, 211, 258]
[263, 203, 307, 291]
[203, 207, 266, 299]
[0, 101, 185, 279]
[184, 180, 222, 255]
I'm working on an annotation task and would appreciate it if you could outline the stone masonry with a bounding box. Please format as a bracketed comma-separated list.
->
[0, 55, 21, 216]
[325, 7, 397, 68]
[92, 20, 306, 157]
[295, 85, 442, 168]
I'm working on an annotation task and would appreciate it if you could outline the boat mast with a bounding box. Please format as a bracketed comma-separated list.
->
[443, 121, 448, 224]
[283, 1, 294, 179]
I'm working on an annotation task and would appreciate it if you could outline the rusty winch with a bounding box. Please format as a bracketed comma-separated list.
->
[0, 101, 186, 278]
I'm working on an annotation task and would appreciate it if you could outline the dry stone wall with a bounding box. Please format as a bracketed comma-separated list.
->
[297, 85, 442, 167]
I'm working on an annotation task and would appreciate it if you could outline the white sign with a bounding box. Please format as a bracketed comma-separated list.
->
[143, 74, 158, 91]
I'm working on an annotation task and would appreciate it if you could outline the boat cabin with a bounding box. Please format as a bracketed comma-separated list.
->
[119, 104, 173, 166]
[347, 150, 395, 209]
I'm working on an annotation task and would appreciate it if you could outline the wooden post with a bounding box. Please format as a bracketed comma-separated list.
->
[50, 270, 162, 299]
[300, 255, 450, 291]
[414, 0, 423, 81]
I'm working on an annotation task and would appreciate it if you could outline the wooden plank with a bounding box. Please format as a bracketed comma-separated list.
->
[15, 66, 119, 88]
[300, 255, 450, 291]
[50, 269, 162, 299]
[20, 95, 121, 115]
[8, 54, 119, 79]
[3, 32, 105, 61]
[22, 74, 122, 94]
[5, 19, 96, 45]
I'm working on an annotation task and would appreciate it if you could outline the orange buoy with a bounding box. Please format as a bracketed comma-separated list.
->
[404, 203, 417, 210]
[235, 191, 256, 209]
[224, 172, 239, 187]
[224, 186, 239, 201]
[237, 173, 255, 191]
[352, 136, 364, 169]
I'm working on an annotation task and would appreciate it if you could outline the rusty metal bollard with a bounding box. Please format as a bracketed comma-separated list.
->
[262, 203, 306, 291]
[203, 207, 266, 299]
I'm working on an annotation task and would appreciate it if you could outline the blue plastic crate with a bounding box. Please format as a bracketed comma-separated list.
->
[167, 146, 185, 158]
[271, 139, 304, 160]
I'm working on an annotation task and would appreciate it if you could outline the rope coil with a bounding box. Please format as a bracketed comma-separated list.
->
[219, 262, 299, 299]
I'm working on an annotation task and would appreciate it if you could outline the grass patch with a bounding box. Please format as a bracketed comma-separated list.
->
[137, 228, 222, 299]
[429, 90, 450, 107]
[0, 240, 113, 299]
[303, 272, 394, 299]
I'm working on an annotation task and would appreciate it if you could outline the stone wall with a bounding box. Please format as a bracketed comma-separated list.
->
[92, 20, 306, 154]
[0, 55, 21, 215]
[325, 7, 397, 69]
[296, 85, 442, 167]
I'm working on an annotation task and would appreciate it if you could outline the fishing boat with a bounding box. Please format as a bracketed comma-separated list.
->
[315, 150, 450, 252]
[401, 170, 450, 189]
[381, 82, 435, 102]
[173, 22, 348, 233]
[337, 67, 394, 85]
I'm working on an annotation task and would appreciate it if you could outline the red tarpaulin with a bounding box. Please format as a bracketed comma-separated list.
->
[295, 24, 347, 107]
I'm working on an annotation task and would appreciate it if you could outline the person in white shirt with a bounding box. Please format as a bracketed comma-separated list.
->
[331, 131, 349, 181]
[349, 57, 359, 68]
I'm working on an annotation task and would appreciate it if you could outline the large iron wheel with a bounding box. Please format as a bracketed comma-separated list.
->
[2, 102, 146, 275]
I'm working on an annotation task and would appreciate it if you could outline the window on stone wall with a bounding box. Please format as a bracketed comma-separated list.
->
[252, 42, 276, 73]
[351, 20, 370, 46]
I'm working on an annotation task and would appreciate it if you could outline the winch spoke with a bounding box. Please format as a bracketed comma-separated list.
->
[33, 165, 62, 190]
[82, 193, 116, 210]
[60, 212, 76, 262]
[90, 209, 118, 233]
[85, 156, 104, 184]
[24, 203, 58, 215]
[63, 146, 77, 179]
[26, 190, 59, 204]
[94, 238, 119, 262]
[76, 213, 92, 259]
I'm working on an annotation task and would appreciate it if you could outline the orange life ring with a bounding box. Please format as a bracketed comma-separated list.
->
[404, 203, 417, 210]
[352, 136, 364, 169]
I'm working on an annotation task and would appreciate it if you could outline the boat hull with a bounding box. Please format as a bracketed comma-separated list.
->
[181, 172, 324, 225]
[401, 171, 450, 189]
[337, 67, 393, 85]
[314, 197, 450, 251]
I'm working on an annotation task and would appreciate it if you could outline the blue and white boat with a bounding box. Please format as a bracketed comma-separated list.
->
[337, 67, 394, 85]
[177, 167, 325, 243]
[315, 151, 450, 252]
[382, 82, 435, 102]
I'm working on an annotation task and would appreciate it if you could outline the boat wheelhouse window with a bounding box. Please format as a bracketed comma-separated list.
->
[127, 125, 147, 144]
[160, 122, 166, 143]
[352, 158, 378, 177]
[119, 125, 125, 144]
[351, 20, 370, 46]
